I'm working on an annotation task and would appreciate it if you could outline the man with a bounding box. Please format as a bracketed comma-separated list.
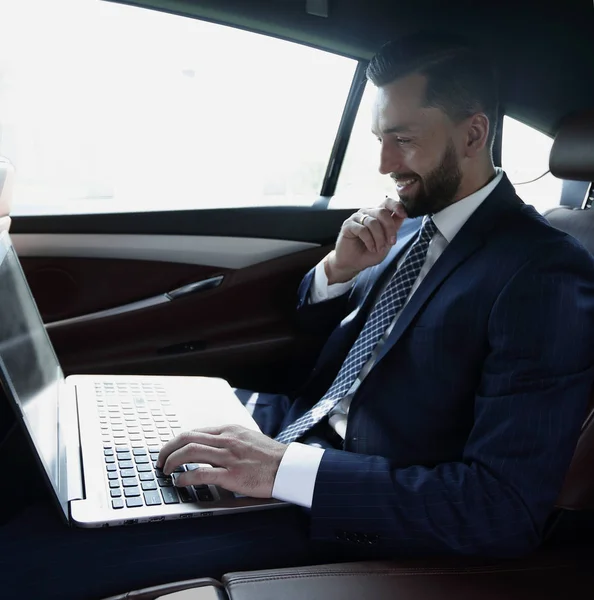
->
[156, 33, 594, 553]
[2, 32, 594, 600]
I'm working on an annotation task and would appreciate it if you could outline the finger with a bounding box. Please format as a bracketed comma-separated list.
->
[188, 425, 227, 436]
[173, 466, 227, 489]
[372, 208, 401, 245]
[163, 442, 229, 475]
[361, 213, 391, 250]
[361, 208, 401, 248]
[348, 211, 370, 228]
[382, 196, 408, 220]
[347, 222, 376, 252]
[157, 430, 226, 469]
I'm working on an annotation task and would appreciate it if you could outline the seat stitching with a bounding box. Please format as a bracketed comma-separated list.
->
[225, 563, 571, 586]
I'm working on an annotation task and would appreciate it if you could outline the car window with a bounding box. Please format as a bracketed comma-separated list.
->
[331, 82, 394, 208]
[0, 0, 356, 216]
[502, 116, 562, 214]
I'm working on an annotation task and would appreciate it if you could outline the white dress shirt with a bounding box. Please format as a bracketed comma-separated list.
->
[272, 169, 504, 508]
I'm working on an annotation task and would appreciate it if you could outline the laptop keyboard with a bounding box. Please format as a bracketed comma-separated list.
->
[95, 381, 216, 510]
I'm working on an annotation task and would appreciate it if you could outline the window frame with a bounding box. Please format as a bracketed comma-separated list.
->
[492, 107, 504, 169]
[318, 62, 368, 201]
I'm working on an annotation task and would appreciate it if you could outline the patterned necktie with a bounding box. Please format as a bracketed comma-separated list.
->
[275, 217, 438, 445]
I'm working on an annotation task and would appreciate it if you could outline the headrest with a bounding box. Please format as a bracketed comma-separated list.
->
[0, 158, 14, 216]
[550, 110, 594, 181]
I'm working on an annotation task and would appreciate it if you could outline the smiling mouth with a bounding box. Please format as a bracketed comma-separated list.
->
[393, 177, 418, 193]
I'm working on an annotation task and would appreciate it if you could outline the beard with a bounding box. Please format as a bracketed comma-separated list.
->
[392, 140, 462, 218]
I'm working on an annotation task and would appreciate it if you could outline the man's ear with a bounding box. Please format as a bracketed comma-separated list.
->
[464, 113, 490, 157]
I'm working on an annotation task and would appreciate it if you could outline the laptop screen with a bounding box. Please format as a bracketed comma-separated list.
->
[0, 232, 68, 517]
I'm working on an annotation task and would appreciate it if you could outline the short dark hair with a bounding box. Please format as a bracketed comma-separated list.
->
[366, 32, 498, 149]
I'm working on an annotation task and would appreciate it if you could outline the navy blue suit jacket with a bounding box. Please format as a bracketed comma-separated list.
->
[270, 176, 594, 557]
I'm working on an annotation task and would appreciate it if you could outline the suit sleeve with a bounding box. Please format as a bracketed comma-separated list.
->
[295, 266, 354, 338]
[310, 260, 356, 304]
[309, 240, 594, 557]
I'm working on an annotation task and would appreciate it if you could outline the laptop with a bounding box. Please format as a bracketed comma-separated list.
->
[0, 230, 286, 527]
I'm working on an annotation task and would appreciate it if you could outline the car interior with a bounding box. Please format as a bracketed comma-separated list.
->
[2, 0, 594, 597]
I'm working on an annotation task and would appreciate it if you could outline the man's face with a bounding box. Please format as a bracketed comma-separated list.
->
[371, 73, 464, 218]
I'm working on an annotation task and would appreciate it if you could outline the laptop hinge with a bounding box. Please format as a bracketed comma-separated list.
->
[59, 381, 85, 502]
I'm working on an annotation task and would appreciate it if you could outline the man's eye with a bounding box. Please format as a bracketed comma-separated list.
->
[396, 137, 411, 144]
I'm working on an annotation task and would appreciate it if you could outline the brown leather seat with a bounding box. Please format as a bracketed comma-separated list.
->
[100, 547, 594, 600]
[222, 548, 594, 600]
[555, 390, 594, 510]
[0, 157, 14, 232]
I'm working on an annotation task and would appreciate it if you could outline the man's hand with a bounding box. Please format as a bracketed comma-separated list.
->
[156, 425, 288, 498]
[325, 197, 408, 284]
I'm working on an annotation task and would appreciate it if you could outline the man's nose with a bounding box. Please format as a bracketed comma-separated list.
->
[378, 142, 403, 175]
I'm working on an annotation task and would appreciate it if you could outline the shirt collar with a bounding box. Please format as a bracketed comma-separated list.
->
[432, 168, 504, 243]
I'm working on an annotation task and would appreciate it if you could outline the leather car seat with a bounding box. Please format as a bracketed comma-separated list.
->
[100, 548, 594, 600]
[0, 157, 14, 232]
[546, 109, 594, 511]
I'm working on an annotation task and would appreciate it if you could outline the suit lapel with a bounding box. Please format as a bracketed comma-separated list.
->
[373, 176, 522, 366]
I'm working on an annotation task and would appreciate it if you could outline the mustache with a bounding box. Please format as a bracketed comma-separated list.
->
[390, 173, 419, 181]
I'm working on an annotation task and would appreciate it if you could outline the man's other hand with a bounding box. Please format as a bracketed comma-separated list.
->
[325, 197, 408, 284]
[156, 425, 288, 498]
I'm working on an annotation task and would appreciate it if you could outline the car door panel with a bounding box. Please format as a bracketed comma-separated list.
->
[33, 244, 330, 383]
[18, 256, 223, 323]
[11, 207, 350, 392]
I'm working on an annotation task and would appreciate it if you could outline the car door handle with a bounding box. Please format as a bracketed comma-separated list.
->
[46, 275, 225, 329]
[165, 275, 224, 300]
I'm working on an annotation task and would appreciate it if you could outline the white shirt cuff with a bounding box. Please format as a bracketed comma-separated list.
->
[272, 442, 325, 508]
[309, 259, 356, 304]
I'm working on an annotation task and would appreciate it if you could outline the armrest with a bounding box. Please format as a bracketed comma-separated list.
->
[222, 551, 593, 600]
